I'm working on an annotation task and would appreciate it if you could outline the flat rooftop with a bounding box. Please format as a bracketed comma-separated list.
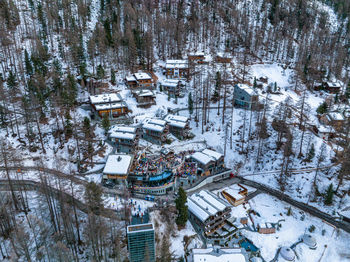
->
[127, 223, 154, 233]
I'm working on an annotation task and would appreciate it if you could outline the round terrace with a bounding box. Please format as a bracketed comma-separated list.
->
[128, 151, 199, 195]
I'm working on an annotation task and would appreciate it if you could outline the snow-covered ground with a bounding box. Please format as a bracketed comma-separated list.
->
[244, 194, 350, 261]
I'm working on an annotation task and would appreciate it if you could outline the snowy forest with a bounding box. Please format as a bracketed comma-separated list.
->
[1, 0, 350, 261]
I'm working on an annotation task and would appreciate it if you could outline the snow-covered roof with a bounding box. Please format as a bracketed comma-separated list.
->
[164, 114, 189, 128]
[165, 60, 188, 69]
[192, 247, 247, 262]
[317, 125, 335, 133]
[103, 154, 133, 175]
[235, 83, 257, 96]
[134, 72, 152, 80]
[134, 90, 155, 97]
[95, 102, 128, 111]
[191, 152, 214, 165]
[326, 81, 341, 88]
[109, 131, 136, 140]
[125, 75, 136, 82]
[191, 148, 222, 165]
[189, 51, 205, 56]
[223, 186, 245, 201]
[109, 126, 137, 134]
[202, 149, 223, 161]
[188, 190, 230, 222]
[90, 93, 123, 104]
[143, 118, 167, 132]
[328, 112, 344, 121]
[161, 79, 180, 87]
[217, 52, 233, 58]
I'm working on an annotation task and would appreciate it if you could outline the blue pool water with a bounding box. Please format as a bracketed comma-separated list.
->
[240, 239, 259, 252]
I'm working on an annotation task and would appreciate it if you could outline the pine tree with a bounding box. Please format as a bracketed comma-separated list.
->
[65, 73, 77, 106]
[212, 71, 221, 101]
[175, 187, 188, 227]
[97, 64, 105, 79]
[83, 117, 91, 139]
[253, 77, 257, 89]
[110, 68, 116, 85]
[102, 113, 110, 134]
[188, 92, 193, 115]
[65, 111, 73, 139]
[85, 181, 103, 214]
[7, 70, 17, 90]
[324, 183, 334, 205]
[24, 50, 33, 76]
[316, 102, 328, 114]
[306, 143, 315, 162]
[103, 19, 113, 45]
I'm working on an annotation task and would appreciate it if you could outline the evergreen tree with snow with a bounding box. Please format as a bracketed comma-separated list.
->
[175, 187, 188, 227]
[212, 71, 221, 101]
[316, 102, 328, 115]
[7, 70, 17, 90]
[24, 50, 33, 76]
[97, 64, 105, 80]
[188, 92, 193, 114]
[110, 68, 116, 85]
[253, 77, 257, 89]
[102, 113, 110, 134]
[306, 143, 315, 162]
[325, 183, 334, 205]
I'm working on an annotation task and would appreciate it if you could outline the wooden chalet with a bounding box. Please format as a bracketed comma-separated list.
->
[187, 190, 232, 237]
[320, 112, 345, 132]
[102, 154, 134, 184]
[188, 52, 205, 64]
[324, 81, 342, 93]
[165, 60, 189, 79]
[89, 93, 128, 118]
[142, 118, 169, 145]
[190, 149, 224, 176]
[221, 184, 248, 207]
[132, 89, 156, 108]
[257, 223, 276, 234]
[108, 126, 139, 154]
[164, 114, 190, 139]
[160, 79, 181, 97]
[216, 52, 232, 63]
[125, 71, 155, 89]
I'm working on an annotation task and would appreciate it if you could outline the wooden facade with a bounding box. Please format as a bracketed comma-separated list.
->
[133, 90, 156, 108]
[126, 72, 155, 89]
[142, 118, 169, 145]
[165, 60, 189, 79]
[188, 53, 205, 64]
[221, 184, 248, 207]
[90, 93, 129, 119]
